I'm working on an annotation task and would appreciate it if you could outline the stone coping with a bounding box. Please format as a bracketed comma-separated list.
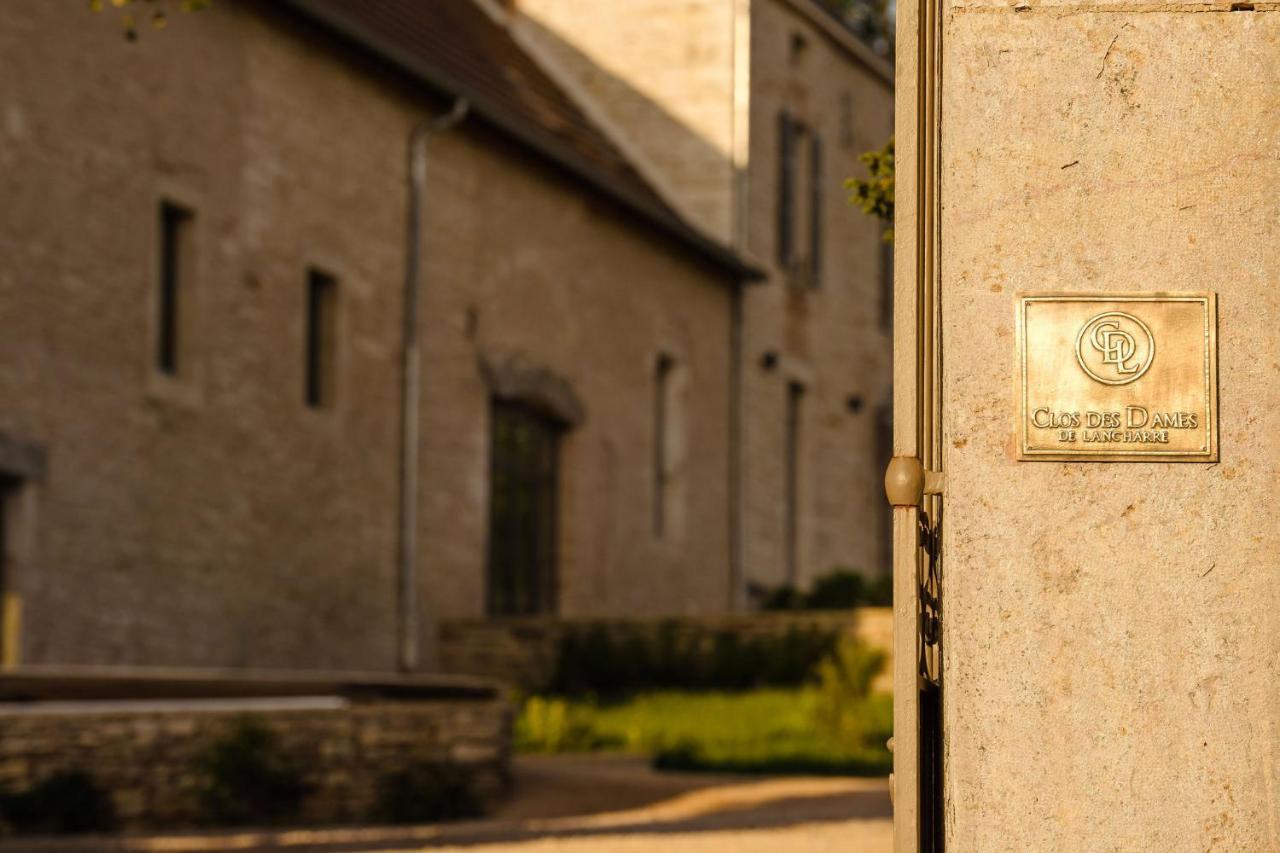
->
[0, 665, 501, 703]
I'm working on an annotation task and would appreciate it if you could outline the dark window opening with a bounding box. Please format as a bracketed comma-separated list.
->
[157, 201, 192, 375]
[789, 32, 808, 66]
[0, 476, 16, 665]
[839, 92, 855, 148]
[784, 381, 804, 585]
[487, 401, 561, 616]
[777, 110, 796, 269]
[304, 269, 338, 408]
[776, 113, 823, 288]
[809, 133, 824, 287]
[653, 354, 674, 538]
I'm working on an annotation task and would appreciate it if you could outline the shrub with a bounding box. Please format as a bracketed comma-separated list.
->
[195, 716, 309, 826]
[652, 740, 892, 777]
[810, 638, 890, 750]
[805, 569, 865, 609]
[516, 688, 892, 776]
[759, 568, 893, 610]
[760, 584, 804, 611]
[0, 770, 116, 835]
[549, 623, 838, 695]
[515, 696, 622, 752]
[374, 762, 483, 824]
[863, 573, 893, 606]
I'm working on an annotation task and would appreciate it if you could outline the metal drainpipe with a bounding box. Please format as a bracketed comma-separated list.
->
[398, 98, 469, 673]
[728, 280, 747, 611]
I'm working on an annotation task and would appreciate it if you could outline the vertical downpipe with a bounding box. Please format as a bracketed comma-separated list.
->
[398, 98, 469, 673]
[727, 0, 752, 610]
[728, 281, 746, 610]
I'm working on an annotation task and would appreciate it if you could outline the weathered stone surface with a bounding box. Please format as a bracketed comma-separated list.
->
[514, 0, 897, 596]
[938, 7, 1279, 850]
[0, 0, 738, 671]
[0, 699, 510, 832]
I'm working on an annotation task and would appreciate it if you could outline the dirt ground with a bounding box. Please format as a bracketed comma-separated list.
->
[2, 755, 893, 853]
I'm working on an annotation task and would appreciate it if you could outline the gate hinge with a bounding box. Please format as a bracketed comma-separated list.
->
[884, 456, 944, 507]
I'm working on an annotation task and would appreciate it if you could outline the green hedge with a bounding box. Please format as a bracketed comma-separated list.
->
[760, 568, 892, 611]
[550, 621, 840, 695]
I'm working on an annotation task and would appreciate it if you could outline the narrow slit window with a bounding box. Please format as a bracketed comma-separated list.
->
[777, 110, 796, 268]
[304, 269, 338, 408]
[157, 201, 192, 375]
[653, 354, 674, 538]
[808, 132, 824, 287]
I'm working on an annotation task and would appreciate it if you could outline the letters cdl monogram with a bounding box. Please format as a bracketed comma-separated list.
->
[1075, 311, 1154, 386]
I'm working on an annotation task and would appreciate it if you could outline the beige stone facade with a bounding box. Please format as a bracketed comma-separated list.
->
[0, 1, 748, 672]
[513, 0, 896, 596]
[893, 0, 1280, 848]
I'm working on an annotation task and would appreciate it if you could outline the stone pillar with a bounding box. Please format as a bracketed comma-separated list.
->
[895, 1, 1279, 849]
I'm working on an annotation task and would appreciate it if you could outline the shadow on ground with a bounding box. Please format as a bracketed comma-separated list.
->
[2, 755, 893, 853]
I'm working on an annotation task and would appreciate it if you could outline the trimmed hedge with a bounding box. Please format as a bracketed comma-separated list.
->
[550, 621, 839, 695]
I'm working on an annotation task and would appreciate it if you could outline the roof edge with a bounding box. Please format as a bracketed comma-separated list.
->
[275, 0, 766, 283]
[779, 0, 895, 88]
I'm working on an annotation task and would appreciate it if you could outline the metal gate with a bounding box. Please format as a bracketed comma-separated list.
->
[886, 0, 946, 848]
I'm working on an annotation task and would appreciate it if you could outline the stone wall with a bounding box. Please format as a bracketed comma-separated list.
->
[513, 0, 899, 597]
[741, 0, 896, 596]
[438, 607, 893, 692]
[0, 698, 510, 832]
[0, 1, 736, 673]
[513, 0, 742, 242]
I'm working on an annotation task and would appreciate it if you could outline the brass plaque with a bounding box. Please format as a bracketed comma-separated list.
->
[1016, 292, 1218, 462]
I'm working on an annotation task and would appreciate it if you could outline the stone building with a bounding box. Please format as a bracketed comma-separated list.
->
[0, 0, 892, 674]
[509, 0, 896, 597]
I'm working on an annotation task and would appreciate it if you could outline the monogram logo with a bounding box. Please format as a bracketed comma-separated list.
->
[1075, 311, 1155, 385]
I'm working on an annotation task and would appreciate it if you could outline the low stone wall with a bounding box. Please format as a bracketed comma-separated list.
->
[0, 698, 510, 832]
[438, 608, 894, 693]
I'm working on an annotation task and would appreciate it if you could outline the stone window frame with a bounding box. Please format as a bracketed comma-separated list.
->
[776, 110, 825, 290]
[145, 183, 207, 410]
[478, 353, 584, 618]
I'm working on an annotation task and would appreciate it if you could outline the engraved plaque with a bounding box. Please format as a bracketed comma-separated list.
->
[1016, 292, 1217, 462]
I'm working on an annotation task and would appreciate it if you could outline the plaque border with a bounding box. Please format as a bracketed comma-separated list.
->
[1016, 291, 1218, 462]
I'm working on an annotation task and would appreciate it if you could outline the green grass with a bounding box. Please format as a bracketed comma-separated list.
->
[516, 689, 892, 777]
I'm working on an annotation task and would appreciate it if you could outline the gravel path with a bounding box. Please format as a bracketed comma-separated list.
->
[425, 818, 892, 853]
[0, 756, 893, 853]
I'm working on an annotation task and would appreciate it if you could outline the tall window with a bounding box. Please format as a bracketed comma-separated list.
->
[652, 354, 675, 538]
[778, 110, 797, 269]
[157, 201, 193, 374]
[487, 401, 561, 616]
[784, 382, 804, 585]
[809, 133, 824, 286]
[776, 112, 824, 287]
[304, 269, 339, 408]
